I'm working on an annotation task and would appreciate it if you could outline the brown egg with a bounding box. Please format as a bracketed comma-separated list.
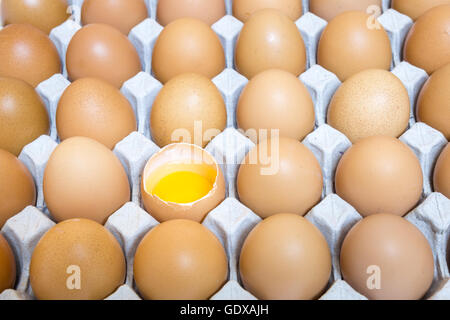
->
[152, 18, 225, 84]
[43, 137, 130, 224]
[340, 214, 434, 300]
[133, 219, 228, 300]
[57, 78, 137, 149]
[0, 234, 16, 293]
[240, 213, 331, 300]
[157, 0, 226, 26]
[335, 136, 423, 217]
[416, 63, 450, 139]
[235, 9, 306, 79]
[81, 0, 148, 35]
[392, 0, 450, 21]
[434, 144, 450, 198]
[150, 73, 226, 148]
[0, 24, 61, 87]
[237, 69, 315, 143]
[0, 77, 50, 156]
[1, 0, 69, 34]
[141, 143, 226, 223]
[404, 5, 450, 74]
[232, 0, 303, 22]
[237, 137, 323, 218]
[0, 149, 36, 228]
[310, 0, 382, 21]
[30, 219, 125, 300]
[327, 69, 410, 143]
[317, 11, 392, 82]
[66, 24, 141, 88]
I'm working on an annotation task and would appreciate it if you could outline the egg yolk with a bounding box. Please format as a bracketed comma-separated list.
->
[151, 171, 213, 204]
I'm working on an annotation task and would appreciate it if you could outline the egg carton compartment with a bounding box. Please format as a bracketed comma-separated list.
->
[1, 0, 449, 301]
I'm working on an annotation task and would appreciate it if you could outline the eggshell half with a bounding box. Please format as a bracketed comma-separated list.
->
[141, 143, 226, 223]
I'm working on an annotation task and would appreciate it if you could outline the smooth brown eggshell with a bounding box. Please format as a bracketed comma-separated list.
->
[239, 213, 331, 300]
[133, 219, 228, 300]
[66, 24, 141, 88]
[30, 219, 125, 300]
[235, 9, 306, 79]
[152, 18, 225, 84]
[0, 77, 50, 156]
[317, 11, 392, 82]
[43, 137, 130, 224]
[0, 149, 36, 228]
[327, 69, 410, 143]
[233, 0, 303, 22]
[0, 24, 61, 87]
[157, 0, 226, 26]
[1, 0, 69, 34]
[392, 0, 450, 21]
[57, 77, 137, 149]
[310, 0, 382, 21]
[237, 69, 315, 143]
[340, 214, 434, 300]
[237, 137, 323, 218]
[150, 73, 226, 148]
[141, 143, 226, 223]
[404, 5, 450, 74]
[0, 234, 16, 293]
[416, 63, 450, 139]
[335, 136, 423, 217]
[82, 0, 148, 35]
[434, 144, 450, 198]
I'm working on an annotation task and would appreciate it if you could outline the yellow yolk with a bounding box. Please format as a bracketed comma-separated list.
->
[150, 171, 213, 204]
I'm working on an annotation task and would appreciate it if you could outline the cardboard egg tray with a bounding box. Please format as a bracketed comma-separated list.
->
[1, 0, 449, 300]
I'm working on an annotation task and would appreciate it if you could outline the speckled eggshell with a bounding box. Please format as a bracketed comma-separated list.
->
[239, 213, 331, 300]
[403, 5, 450, 75]
[235, 9, 306, 79]
[30, 219, 126, 300]
[327, 69, 410, 143]
[152, 18, 225, 84]
[0, 234, 16, 293]
[416, 63, 450, 140]
[43, 137, 130, 224]
[0, 24, 61, 87]
[0, 149, 36, 228]
[310, 0, 382, 21]
[1, 0, 69, 34]
[232, 0, 303, 22]
[237, 137, 323, 218]
[157, 0, 226, 26]
[0, 77, 50, 156]
[57, 78, 137, 149]
[392, 0, 450, 21]
[81, 0, 148, 35]
[150, 73, 226, 148]
[317, 11, 392, 81]
[237, 69, 315, 143]
[434, 144, 450, 198]
[335, 136, 423, 217]
[133, 219, 228, 300]
[66, 24, 141, 88]
[340, 214, 434, 300]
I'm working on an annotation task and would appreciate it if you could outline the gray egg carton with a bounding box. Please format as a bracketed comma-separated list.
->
[1, 0, 449, 301]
